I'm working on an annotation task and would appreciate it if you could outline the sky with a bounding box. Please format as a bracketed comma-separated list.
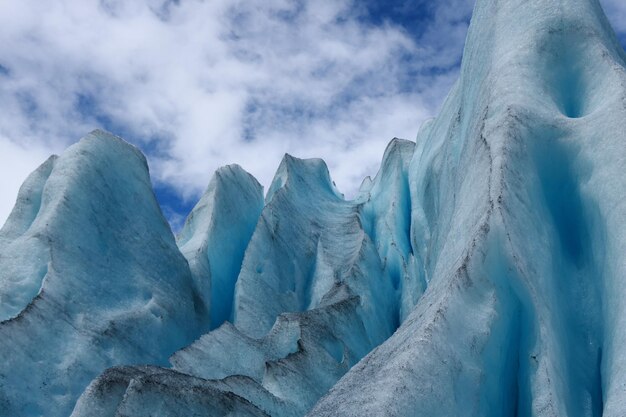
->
[1, 0, 626, 231]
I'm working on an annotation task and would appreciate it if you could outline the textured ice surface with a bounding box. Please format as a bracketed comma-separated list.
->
[4, 0, 626, 415]
[177, 164, 264, 330]
[69, 144, 414, 416]
[0, 131, 202, 417]
[232, 153, 397, 343]
[70, 366, 269, 417]
[309, 0, 626, 415]
[356, 139, 423, 323]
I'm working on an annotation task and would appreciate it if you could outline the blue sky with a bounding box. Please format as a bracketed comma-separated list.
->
[1, 0, 625, 230]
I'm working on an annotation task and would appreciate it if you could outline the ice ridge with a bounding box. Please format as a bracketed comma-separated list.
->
[310, 0, 626, 415]
[67, 142, 415, 417]
[0, 130, 203, 417]
[1, 0, 626, 415]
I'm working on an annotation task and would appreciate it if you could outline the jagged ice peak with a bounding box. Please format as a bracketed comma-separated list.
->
[1, 0, 626, 416]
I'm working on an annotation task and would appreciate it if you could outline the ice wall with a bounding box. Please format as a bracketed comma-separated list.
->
[309, 0, 626, 415]
[2, 0, 626, 415]
[177, 164, 264, 330]
[69, 142, 415, 417]
[0, 131, 202, 417]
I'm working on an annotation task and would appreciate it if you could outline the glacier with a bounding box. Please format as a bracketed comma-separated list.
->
[0, 132, 202, 416]
[1, 0, 626, 415]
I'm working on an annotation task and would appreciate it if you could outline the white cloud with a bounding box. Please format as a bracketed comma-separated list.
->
[0, 0, 623, 226]
[0, 138, 54, 223]
[601, 0, 626, 38]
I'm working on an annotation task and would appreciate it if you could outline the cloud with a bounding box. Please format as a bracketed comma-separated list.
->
[0, 138, 53, 223]
[0, 0, 461, 225]
[0, 0, 623, 227]
[601, 0, 626, 42]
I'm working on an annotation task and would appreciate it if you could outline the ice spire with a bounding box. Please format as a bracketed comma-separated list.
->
[3, 0, 626, 415]
[177, 164, 264, 330]
[0, 130, 202, 417]
[310, 0, 626, 415]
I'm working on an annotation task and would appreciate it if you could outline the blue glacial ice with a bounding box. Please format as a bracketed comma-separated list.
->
[309, 0, 626, 415]
[0, 131, 203, 417]
[176, 164, 264, 330]
[69, 140, 416, 417]
[2, 0, 626, 415]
